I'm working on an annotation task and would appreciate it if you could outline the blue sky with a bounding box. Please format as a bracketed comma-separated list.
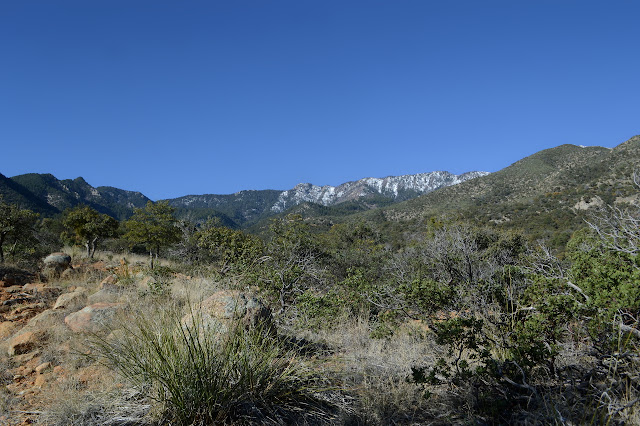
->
[2, 1, 639, 200]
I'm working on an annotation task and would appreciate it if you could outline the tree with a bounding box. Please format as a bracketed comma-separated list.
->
[0, 198, 39, 263]
[196, 223, 263, 274]
[62, 205, 119, 258]
[256, 214, 325, 315]
[123, 201, 180, 268]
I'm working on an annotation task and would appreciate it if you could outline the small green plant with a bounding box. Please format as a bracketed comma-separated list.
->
[89, 304, 332, 424]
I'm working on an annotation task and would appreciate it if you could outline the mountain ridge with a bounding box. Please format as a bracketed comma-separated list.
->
[165, 170, 487, 226]
[1, 169, 487, 226]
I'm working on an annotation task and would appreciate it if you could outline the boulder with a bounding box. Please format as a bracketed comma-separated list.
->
[182, 290, 273, 334]
[87, 289, 119, 304]
[53, 290, 87, 310]
[27, 310, 65, 330]
[43, 252, 72, 277]
[64, 302, 126, 333]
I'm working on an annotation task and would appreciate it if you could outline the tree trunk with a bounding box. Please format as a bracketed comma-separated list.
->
[89, 237, 98, 258]
[0, 233, 5, 264]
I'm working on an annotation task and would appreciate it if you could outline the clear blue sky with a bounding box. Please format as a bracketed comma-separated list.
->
[2, 1, 639, 200]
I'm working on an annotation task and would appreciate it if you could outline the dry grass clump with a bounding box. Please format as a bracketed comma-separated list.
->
[39, 374, 151, 426]
[294, 316, 447, 424]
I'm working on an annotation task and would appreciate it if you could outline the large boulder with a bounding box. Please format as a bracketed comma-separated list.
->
[182, 290, 273, 334]
[64, 302, 126, 333]
[43, 252, 72, 277]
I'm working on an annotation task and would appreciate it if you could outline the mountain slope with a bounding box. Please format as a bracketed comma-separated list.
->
[0, 173, 59, 215]
[5, 174, 151, 219]
[378, 136, 640, 245]
[167, 171, 487, 227]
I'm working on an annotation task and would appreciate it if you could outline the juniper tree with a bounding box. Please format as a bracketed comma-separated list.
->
[124, 201, 180, 268]
[62, 205, 118, 258]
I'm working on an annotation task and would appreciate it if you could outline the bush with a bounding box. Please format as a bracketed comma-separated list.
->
[89, 304, 333, 425]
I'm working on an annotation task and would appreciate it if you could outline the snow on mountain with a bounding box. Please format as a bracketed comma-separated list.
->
[270, 171, 489, 213]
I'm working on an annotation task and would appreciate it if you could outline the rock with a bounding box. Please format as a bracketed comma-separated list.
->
[64, 302, 126, 333]
[43, 252, 72, 277]
[8, 331, 45, 356]
[87, 289, 119, 304]
[22, 283, 46, 293]
[24, 285, 63, 303]
[12, 350, 40, 364]
[0, 321, 20, 340]
[35, 362, 52, 374]
[100, 275, 117, 288]
[27, 310, 65, 329]
[34, 372, 49, 388]
[182, 290, 273, 334]
[53, 290, 87, 310]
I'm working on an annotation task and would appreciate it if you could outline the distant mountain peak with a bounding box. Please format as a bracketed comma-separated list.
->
[270, 171, 489, 213]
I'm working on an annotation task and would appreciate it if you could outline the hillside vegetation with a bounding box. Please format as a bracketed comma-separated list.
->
[359, 136, 640, 247]
[0, 136, 639, 424]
